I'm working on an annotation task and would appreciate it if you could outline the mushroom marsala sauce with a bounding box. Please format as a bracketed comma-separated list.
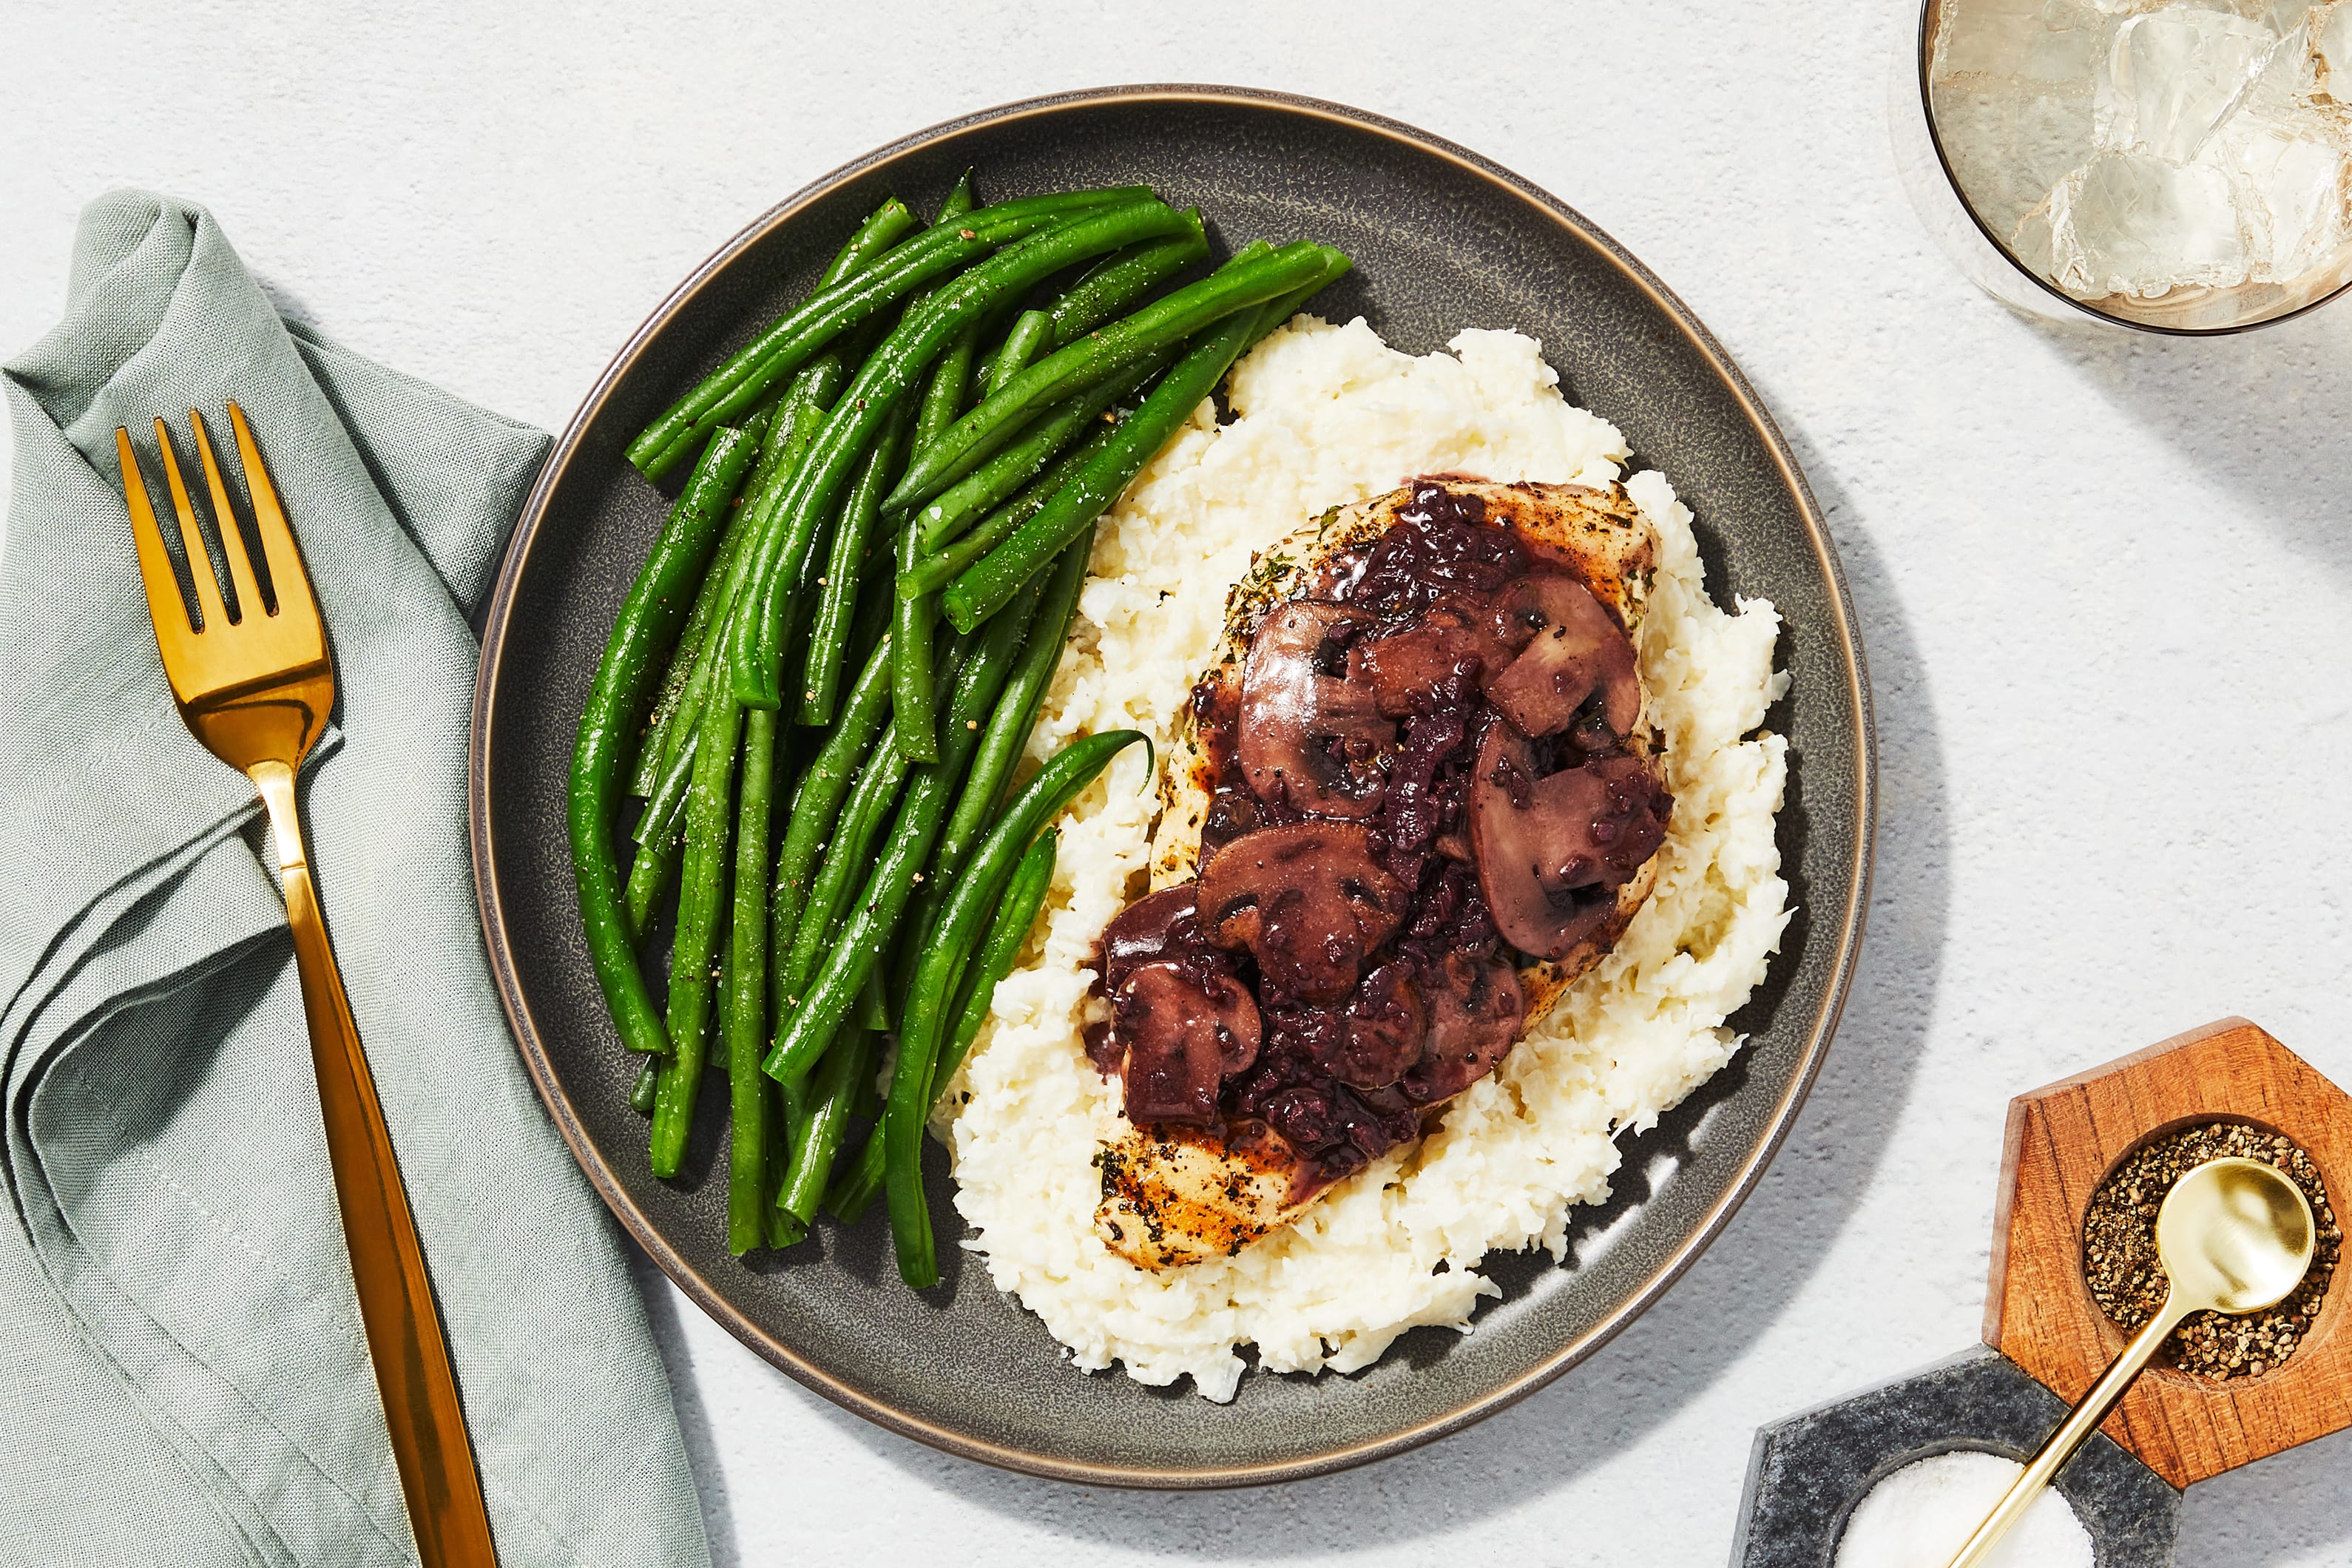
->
[1088, 481, 1673, 1201]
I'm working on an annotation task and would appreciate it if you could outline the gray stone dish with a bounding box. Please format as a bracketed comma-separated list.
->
[1733, 1347, 2180, 1566]
[468, 84, 1876, 1487]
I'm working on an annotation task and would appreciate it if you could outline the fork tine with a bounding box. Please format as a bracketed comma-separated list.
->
[225, 402, 317, 626]
[151, 418, 232, 633]
[186, 411, 269, 625]
[117, 428, 207, 663]
[189, 408, 266, 621]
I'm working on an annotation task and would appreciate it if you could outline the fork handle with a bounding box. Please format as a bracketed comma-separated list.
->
[252, 762, 499, 1568]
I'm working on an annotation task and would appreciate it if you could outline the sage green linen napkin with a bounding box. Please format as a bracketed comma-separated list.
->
[0, 192, 710, 1567]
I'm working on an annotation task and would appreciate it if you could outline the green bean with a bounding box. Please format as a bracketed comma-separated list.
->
[644, 419, 848, 1164]
[746, 354, 851, 516]
[825, 1126, 885, 1221]
[727, 199, 1192, 712]
[726, 705, 780, 1252]
[831, 905, 927, 1222]
[854, 964, 891, 1033]
[897, 423, 1111, 599]
[749, 354, 854, 518]
[882, 571, 1043, 1010]
[902, 177, 982, 445]
[622, 389, 794, 791]
[712, 938, 735, 1098]
[914, 323, 980, 453]
[885, 203, 995, 760]
[939, 256, 1351, 634]
[768, 635, 894, 1016]
[890, 513, 942, 763]
[828, 1110, 888, 1219]
[761, 588, 1047, 1084]
[979, 308, 1053, 398]
[629, 1057, 659, 1115]
[623, 796, 683, 943]
[776, 1081, 817, 1234]
[635, 371, 842, 845]
[780, 723, 908, 1013]
[632, 724, 697, 846]
[1048, 214, 1209, 345]
[1240, 246, 1356, 348]
[626, 189, 1142, 477]
[934, 170, 976, 224]
[570, 423, 759, 1062]
[764, 1075, 807, 1247]
[777, 1027, 873, 1223]
[916, 529, 1088, 919]
[848, 550, 896, 675]
[754, 197, 1166, 667]
[800, 401, 911, 725]
[828, 635, 973, 992]
[885, 240, 1329, 513]
[889, 311, 979, 760]
[908, 352, 1163, 553]
[761, 425, 845, 717]
[883, 731, 1148, 1286]
[935, 827, 1059, 1093]
[781, 1072, 811, 1143]
[629, 487, 760, 797]
[891, 529, 1086, 1001]
[649, 673, 743, 1176]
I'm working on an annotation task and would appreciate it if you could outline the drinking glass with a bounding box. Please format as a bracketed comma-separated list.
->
[1893, 0, 2352, 333]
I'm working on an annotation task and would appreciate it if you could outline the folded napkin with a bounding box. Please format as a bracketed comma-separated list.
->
[0, 192, 709, 1567]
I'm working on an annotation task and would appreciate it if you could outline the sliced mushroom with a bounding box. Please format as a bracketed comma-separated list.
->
[1345, 598, 1510, 717]
[1481, 574, 1640, 739]
[1097, 884, 1200, 996]
[1237, 601, 1393, 819]
[1196, 820, 1409, 1002]
[1401, 952, 1525, 1104]
[1114, 961, 1263, 1129]
[1321, 961, 1427, 1089]
[1470, 725, 1672, 959]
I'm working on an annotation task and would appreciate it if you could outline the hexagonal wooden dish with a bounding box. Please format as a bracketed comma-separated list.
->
[1985, 1017, 2351, 1487]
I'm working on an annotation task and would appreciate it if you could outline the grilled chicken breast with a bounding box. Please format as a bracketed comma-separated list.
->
[1095, 477, 1667, 1269]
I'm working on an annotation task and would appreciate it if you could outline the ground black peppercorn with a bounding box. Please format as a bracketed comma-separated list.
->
[2082, 1121, 2340, 1380]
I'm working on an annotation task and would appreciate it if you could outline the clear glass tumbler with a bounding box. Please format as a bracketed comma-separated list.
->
[1893, 0, 2352, 333]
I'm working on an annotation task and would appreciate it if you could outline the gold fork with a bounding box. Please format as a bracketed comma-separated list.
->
[117, 405, 498, 1568]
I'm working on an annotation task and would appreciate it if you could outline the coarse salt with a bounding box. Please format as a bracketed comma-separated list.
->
[1836, 1450, 2094, 1568]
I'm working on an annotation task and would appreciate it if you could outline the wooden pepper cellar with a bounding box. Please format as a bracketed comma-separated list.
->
[1985, 1016, 2352, 1487]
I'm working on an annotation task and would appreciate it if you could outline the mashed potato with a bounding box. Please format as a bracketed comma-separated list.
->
[933, 317, 1790, 1402]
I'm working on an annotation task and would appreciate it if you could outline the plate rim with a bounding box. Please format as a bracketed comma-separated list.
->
[469, 81, 1879, 1490]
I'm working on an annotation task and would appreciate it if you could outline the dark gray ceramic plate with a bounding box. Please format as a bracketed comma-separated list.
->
[470, 84, 1874, 1487]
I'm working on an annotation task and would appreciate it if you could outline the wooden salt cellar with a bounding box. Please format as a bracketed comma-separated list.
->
[1985, 1017, 2352, 1487]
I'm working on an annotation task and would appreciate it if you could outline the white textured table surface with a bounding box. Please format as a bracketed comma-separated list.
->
[9, 4, 2351, 1564]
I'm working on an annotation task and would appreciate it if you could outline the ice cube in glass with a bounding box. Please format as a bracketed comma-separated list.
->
[2047, 149, 2251, 295]
[2096, 10, 2279, 161]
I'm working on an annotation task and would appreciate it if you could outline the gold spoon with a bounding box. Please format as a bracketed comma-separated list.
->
[1945, 1155, 2315, 1568]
